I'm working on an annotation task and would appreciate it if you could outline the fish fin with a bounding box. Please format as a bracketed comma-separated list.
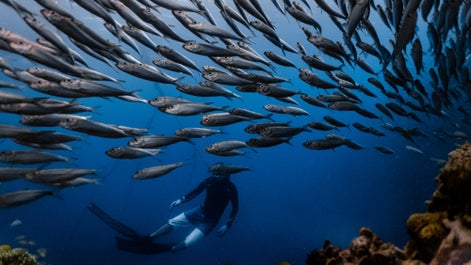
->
[266, 113, 275, 121]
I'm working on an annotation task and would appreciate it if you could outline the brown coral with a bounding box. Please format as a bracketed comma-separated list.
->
[427, 142, 471, 217]
[404, 212, 448, 262]
[306, 228, 404, 265]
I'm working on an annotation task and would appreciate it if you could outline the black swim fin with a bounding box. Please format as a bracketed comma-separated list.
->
[115, 237, 174, 254]
[87, 202, 141, 239]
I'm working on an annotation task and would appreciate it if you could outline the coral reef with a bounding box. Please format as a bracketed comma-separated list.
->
[404, 212, 448, 262]
[306, 227, 405, 265]
[305, 143, 471, 265]
[0, 246, 40, 265]
[427, 142, 471, 216]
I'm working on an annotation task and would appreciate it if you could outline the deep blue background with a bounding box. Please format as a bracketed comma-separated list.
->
[0, 1, 464, 265]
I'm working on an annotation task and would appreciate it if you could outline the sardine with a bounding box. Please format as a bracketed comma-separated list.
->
[132, 162, 184, 179]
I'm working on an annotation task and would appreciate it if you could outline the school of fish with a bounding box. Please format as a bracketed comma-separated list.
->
[0, 0, 470, 207]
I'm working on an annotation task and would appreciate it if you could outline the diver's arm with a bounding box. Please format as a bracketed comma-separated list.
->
[180, 178, 209, 203]
[216, 183, 238, 237]
[226, 183, 239, 227]
[169, 179, 209, 211]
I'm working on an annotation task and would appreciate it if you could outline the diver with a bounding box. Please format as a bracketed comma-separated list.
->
[88, 164, 239, 254]
[146, 170, 239, 252]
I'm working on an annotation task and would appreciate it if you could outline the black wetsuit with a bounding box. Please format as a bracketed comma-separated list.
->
[181, 176, 238, 232]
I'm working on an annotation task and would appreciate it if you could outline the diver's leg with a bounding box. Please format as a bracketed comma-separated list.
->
[150, 223, 173, 239]
[171, 228, 205, 252]
[150, 212, 190, 239]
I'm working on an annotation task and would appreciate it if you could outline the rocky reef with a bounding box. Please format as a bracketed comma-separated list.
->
[306, 142, 471, 265]
[0, 245, 40, 265]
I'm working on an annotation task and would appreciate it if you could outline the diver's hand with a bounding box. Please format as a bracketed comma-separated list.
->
[216, 224, 229, 237]
[169, 199, 182, 211]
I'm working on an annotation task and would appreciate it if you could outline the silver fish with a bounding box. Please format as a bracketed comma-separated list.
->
[59, 78, 136, 97]
[176, 84, 235, 99]
[246, 137, 291, 148]
[183, 41, 244, 57]
[286, 6, 322, 33]
[136, 8, 186, 42]
[116, 61, 183, 84]
[23, 16, 72, 58]
[29, 80, 90, 98]
[208, 163, 250, 175]
[202, 71, 252, 85]
[24, 168, 96, 184]
[205, 140, 252, 154]
[229, 108, 273, 121]
[201, 112, 251, 126]
[244, 121, 291, 134]
[345, 0, 369, 39]
[188, 21, 246, 41]
[105, 146, 162, 159]
[0, 124, 35, 138]
[156, 45, 201, 72]
[109, 0, 162, 36]
[257, 84, 301, 98]
[175, 127, 222, 138]
[0, 167, 38, 182]
[159, 102, 225, 116]
[264, 51, 296, 68]
[259, 126, 310, 138]
[26, 67, 70, 82]
[59, 118, 130, 138]
[151, 0, 201, 12]
[121, 25, 158, 51]
[0, 150, 69, 164]
[148, 96, 194, 108]
[263, 104, 310, 116]
[308, 121, 339, 131]
[375, 145, 395, 154]
[152, 59, 194, 77]
[128, 135, 191, 148]
[132, 162, 185, 179]
[0, 189, 54, 207]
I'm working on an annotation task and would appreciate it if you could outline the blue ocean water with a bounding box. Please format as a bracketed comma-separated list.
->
[0, 1, 466, 265]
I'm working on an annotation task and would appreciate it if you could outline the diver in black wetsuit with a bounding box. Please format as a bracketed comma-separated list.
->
[147, 172, 238, 252]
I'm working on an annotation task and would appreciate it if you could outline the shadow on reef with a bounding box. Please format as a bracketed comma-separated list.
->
[306, 142, 471, 265]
